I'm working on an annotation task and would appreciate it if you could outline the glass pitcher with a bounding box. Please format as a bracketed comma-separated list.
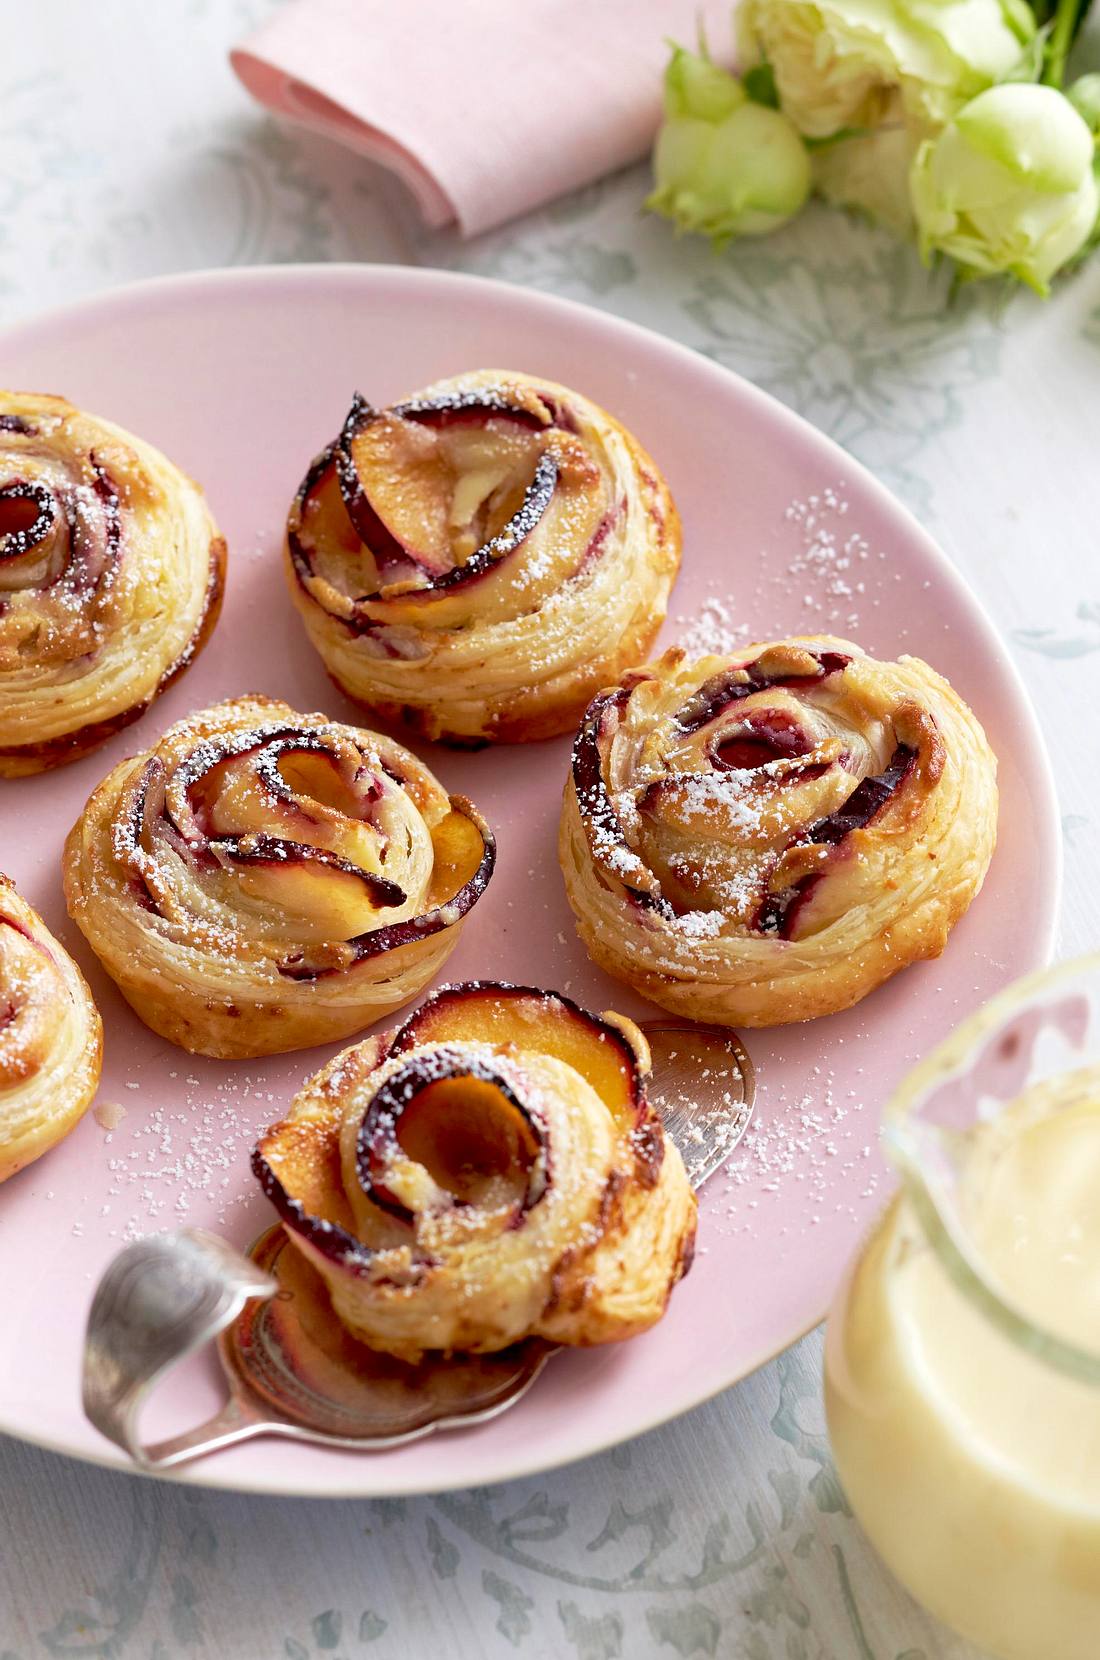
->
[824, 956, 1100, 1660]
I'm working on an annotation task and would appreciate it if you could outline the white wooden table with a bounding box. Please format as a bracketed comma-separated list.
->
[4, 4, 1096, 1655]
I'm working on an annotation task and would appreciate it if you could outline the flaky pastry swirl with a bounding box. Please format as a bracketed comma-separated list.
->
[285, 370, 680, 745]
[0, 876, 102, 1182]
[62, 696, 494, 1059]
[560, 638, 998, 1026]
[254, 981, 696, 1361]
[0, 392, 225, 775]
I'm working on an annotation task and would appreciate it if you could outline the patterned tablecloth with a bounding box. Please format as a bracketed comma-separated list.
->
[3, 5, 1096, 1657]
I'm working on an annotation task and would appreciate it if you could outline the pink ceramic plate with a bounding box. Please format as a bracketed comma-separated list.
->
[0, 266, 1058, 1496]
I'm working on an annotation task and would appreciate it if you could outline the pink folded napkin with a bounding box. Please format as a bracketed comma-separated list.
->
[231, 0, 733, 237]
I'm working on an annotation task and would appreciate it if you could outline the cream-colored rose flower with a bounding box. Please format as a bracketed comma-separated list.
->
[812, 93, 926, 233]
[910, 83, 1100, 293]
[737, 0, 1034, 140]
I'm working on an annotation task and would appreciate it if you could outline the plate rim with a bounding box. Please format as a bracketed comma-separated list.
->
[0, 261, 1062, 1496]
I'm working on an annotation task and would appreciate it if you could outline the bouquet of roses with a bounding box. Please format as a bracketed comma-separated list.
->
[647, 0, 1100, 293]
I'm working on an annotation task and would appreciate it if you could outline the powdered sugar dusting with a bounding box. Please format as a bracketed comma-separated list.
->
[774, 486, 877, 631]
[92, 1071, 277, 1242]
[713, 1068, 881, 1245]
[671, 482, 886, 654]
[674, 596, 750, 658]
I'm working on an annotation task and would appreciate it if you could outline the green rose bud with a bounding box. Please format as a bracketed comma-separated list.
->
[737, 0, 1034, 141]
[663, 40, 746, 121]
[647, 45, 811, 244]
[1068, 74, 1100, 136]
[910, 84, 1100, 294]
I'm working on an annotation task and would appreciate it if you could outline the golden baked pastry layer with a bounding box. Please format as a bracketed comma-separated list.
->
[63, 696, 494, 1059]
[0, 876, 102, 1182]
[560, 637, 998, 1026]
[284, 370, 681, 745]
[0, 392, 225, 775]
[254, 981, 696, 1361]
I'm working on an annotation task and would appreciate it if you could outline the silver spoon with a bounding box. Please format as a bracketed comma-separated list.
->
[83, 1023, 754, 1471]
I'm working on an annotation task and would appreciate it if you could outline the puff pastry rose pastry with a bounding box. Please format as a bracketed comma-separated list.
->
[62, 696, 494, 1059]
[254, 981, 696, 1361]
[0, 392, 225, 775]
[560, 637, 998, 1026]
[0, 876, 102, 1182]
[285, 370, 681, 745]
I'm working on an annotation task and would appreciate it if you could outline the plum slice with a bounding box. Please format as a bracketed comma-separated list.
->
[209, 742, 388, 879]
[336, 391, 555, 582]
[570, 688, 667, 905]
[0, 461, 119, 596]
[253, 1034, 389, 1270]
[278, 796, 495, 978]
[674, 648, 851, 735]
[213, 835, 405, 940]
[805, 743, 916, 847]
[355, 1049, 548, 1224]
[755, 741, 918, 938]
[254, 737, 383, 817]
[170, 729, 388, 885]
[389, 981, 647, 1137]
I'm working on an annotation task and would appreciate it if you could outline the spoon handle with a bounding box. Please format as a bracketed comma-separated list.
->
[83, 1228, 275, 1469]
[139, 1393, 271, 1469]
